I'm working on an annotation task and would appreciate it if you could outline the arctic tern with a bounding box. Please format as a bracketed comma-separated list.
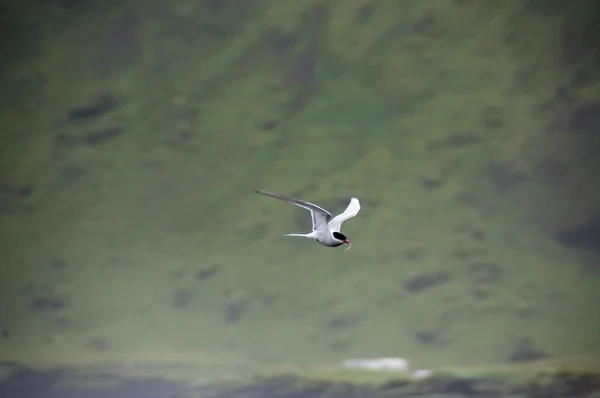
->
[252, 189, 361, 250]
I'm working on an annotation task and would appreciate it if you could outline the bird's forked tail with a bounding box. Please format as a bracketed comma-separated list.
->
[284, 233, 313, 238]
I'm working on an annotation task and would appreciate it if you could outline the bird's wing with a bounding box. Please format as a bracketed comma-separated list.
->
[327, 198, 361, 232]
[253, 189, 332, 231]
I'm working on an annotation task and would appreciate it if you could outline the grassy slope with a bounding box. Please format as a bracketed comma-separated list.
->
[0, 0, 599, 375]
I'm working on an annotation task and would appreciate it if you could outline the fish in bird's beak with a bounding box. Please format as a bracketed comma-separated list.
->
[344, 240, 352, 251]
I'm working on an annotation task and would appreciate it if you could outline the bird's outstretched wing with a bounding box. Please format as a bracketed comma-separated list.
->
[327, 198, 360, 232]
[253, 189, 332, 231]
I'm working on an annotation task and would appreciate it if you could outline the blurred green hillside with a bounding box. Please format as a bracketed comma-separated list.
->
[0, 0, 599, 376]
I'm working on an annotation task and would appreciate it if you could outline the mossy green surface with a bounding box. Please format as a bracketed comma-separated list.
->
[1, 0, 599, 380]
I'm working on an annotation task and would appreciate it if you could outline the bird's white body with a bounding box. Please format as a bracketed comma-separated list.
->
[253, 189, 361, 249]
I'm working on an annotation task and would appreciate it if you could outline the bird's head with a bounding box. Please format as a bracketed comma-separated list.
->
[333, 231, 351, 246]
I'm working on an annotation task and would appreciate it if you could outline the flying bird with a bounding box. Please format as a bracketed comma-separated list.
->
[253, 189, 361, 250]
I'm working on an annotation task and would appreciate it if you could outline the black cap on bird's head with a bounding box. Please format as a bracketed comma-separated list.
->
[333, 231, 351, 245]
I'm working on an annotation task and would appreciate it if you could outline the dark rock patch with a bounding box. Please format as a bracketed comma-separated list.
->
[415, 329, 450, 347]
[355, 2, 375, 24]
[404, 272, 452, 294]
[54, 133, 77, 148]
[420, 178, 442, 189]
[379, 379, 410, 390]
[52, 317, 69, 328]
[83, 126, 123, 145]
[240, 221, 269, 241]
[426, 132, 483, 151]
[224, 293, 250, 323]
[525, 0, 565, 13]
[67, 94, 117, 123]
[0, 185, 34, 204]
[516, 282, 536, 302]
[404, 248, 422, 260]
[60, 164, 85, 184]
[569, 102, 600, 133]
[560, 14, 600, 68]
[412, 10, 446, 38]
[15, 187, 32, 198]
[481, 106, 505, 130]
[472, 287, 490, 299]
[224, 302, 245, 323]
[325, 297, 340, 307]
[258, 28, 298, 55]
[488, 163, 527, 189]
[570, 67, 597, 89]
[177, 130, 194, 143]
[49, 259, 67, 269]
[454, 192, 477, 207]
[304, 4, 330, 31]
[543, 85, 572, 110]
[470, 229, 486, 242]
[453, 250, 473, 260]
[327, 313, 362, 330]
[468, 261, 502, 284]
[29, 297, 67, 311]
[259, 293, 281, 309]
[195, 264, 219, 280]
[44, 0, 84, 9]
[556, 216, 600, 253]
[86, 337, 111, 352]
[170, 269, 186, 279]
[257, 120, 278, 130]
[415, 330, 436, 344]
[93, 10, 142, 76]
[202, 0, 225, 10]
[454, 0, 474, 6]
[287, 50, 316, 87]
[172, 289, 193, 309]
[535, 157, 571, 185]
[57, 126, 123, 147]
[329, 340, 350, 352]
[507, 338, 549, 362]
[515, 307, 536, 319]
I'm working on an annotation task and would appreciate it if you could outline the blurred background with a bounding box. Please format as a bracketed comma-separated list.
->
[1, 0, 599, 384]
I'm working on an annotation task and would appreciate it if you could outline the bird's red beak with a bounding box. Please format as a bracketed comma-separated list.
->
[343, 240, 352, 251]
